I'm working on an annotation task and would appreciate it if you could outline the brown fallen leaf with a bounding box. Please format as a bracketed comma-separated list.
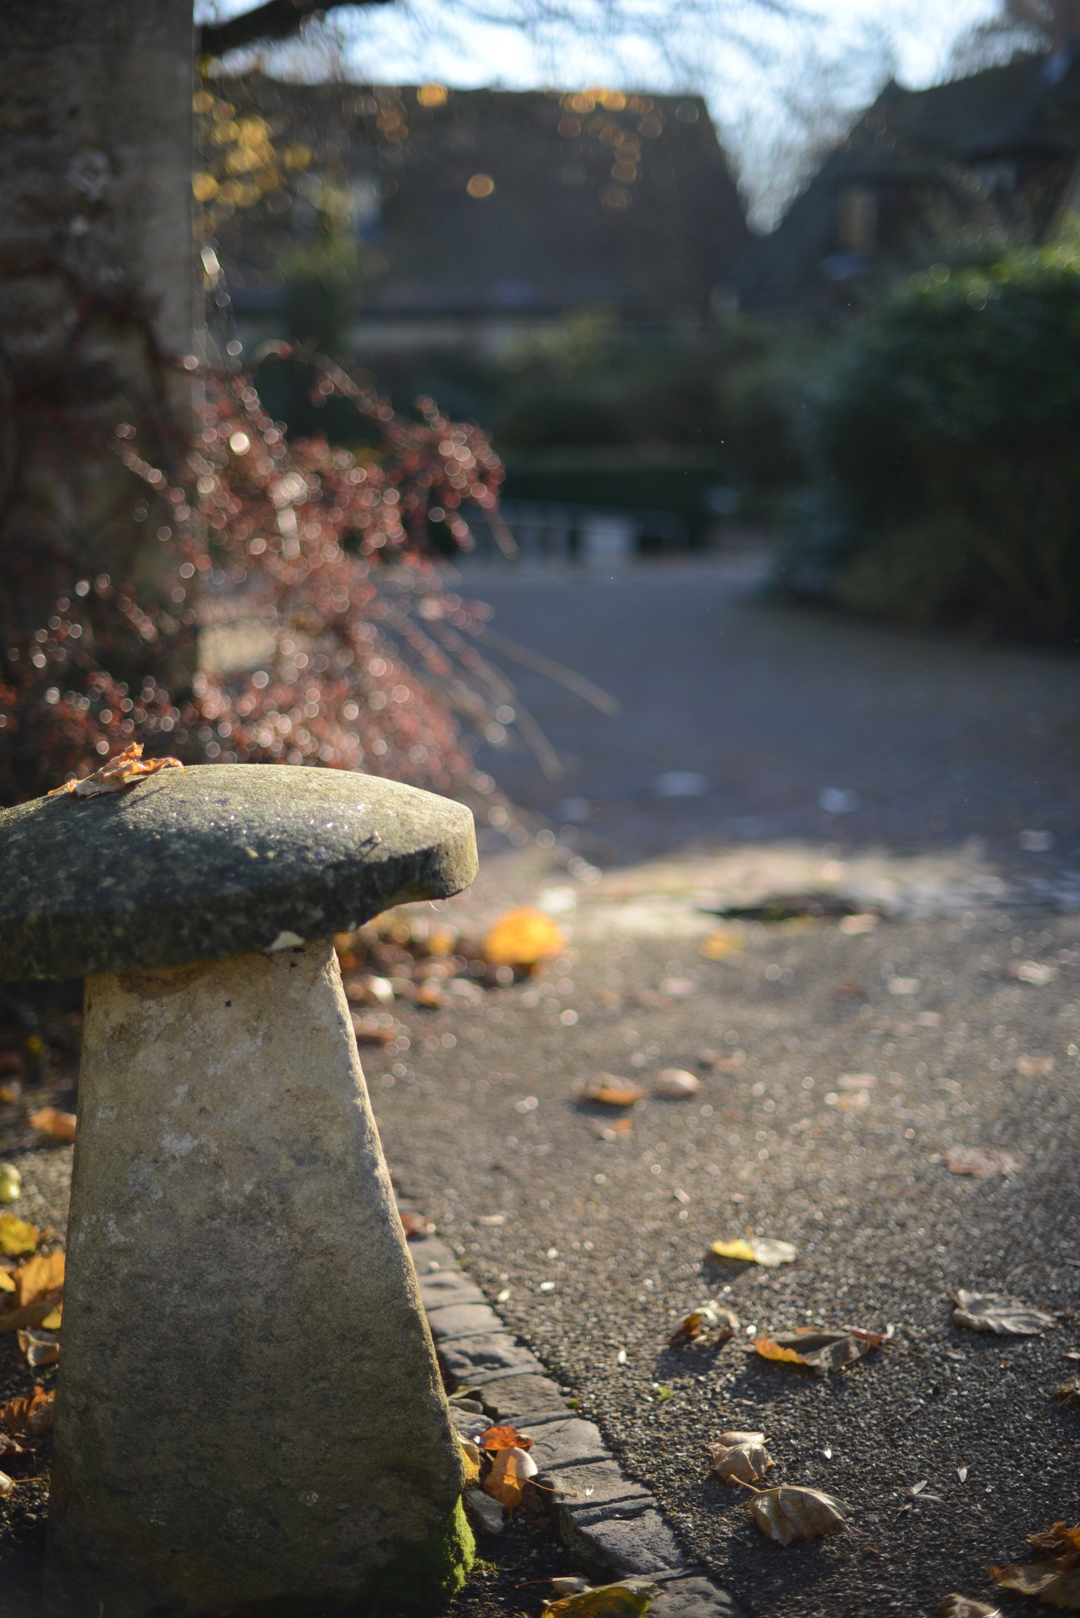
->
[399, 1211, 435, 1239]
[938, 1597, 1003, 1618]
[482, 1444, 537, 1509]
[670, 1306, 738, 1347]
[28, 1108, 76, 1144]
[17, 1328, 59, 1369]
[946, 1147, 1025, 1179]
[744, 1483, 849, 1545]
[480, 1424, 533, 1452]
[541, 1580, 660, 1618]
[708, 1431, 775, 1485]
[950, 1289, 1058, 1336]
[991, 1558, 1080, 1605]
[653, 1069, 701, 1099]
[48, 742, 183, 798]
[581, 1076, 646, 1108]
[0, 1432, 31, 1462]
[483, 908, 565, 969]
[1054, 1378, 1080, 1407]
[0, 1386, 55, 1441]
[753, 1325, 892, 1378]
[0, 1214, 38, 1257]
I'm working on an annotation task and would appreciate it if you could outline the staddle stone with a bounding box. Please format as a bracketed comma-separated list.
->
[0, 766, 479, 1616]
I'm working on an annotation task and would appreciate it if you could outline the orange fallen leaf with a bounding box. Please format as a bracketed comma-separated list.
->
[945, 1146, 1024, 1179]
[13, 1251, 65, 1310]
[482, 1445, 537, 1509]
[28, 1108, 76, 1144]
[399, 1211, 436, 1239]
[483, 908, 565, 968]
[480, 1424, 533, 1452]
[48, 742, 183, 798]
[0, 1386, 55, 1441]
[753, 1326, 891, 1378]
[582, 1075, 646, 1107]
[0, 1214, 38, 1257]
[699, 930, 744, 960]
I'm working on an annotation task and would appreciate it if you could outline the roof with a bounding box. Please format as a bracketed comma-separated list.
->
[212, 77, 749, 322]
[734, 50, 1080, 315]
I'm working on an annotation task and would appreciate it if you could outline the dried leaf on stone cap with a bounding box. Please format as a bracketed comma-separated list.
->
[399, 1211, 435, 1239]
[28, 1108, 76, 1145]
[746, 1484, 849, 1545]
[482, 1444, 537, 1509]
[483, 908, 565, 968]
[542, 1579, 660, 1618]
[709, 1237, 797, 1267]
[0, 1214, 38, 1257]
[480, 1423, 533, 1452]
[582, 1075, 646, 1107]
[950, 1289, 1057, 1336]
[938, 1596, 1002, 1617]
[17, 1328, 59, 1370]
[47, 742, 183, 798]
[0, 1386, 54, 1441]
[709, 1432, 775, 1484]
[753, 1327, 890, 1378]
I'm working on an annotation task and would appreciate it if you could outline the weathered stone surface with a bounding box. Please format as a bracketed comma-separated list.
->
[437, 1332, 544, 1385]
[568, 1508, 688, 1577]
[542, 1460, 652, 1515]
[45, 938, 469, 1616]
[526, 1416, 611, 1472]
[0, 764, 477, 980]
[427, 1303, 506, 1341]
[650, 1576, 747, 1618]
[478, 1374, 568, 1420]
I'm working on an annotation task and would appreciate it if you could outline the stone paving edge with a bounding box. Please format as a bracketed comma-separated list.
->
[404, 1221, 745, 1618]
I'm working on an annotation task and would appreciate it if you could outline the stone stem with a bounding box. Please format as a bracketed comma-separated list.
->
[45, 939, 470, 1616]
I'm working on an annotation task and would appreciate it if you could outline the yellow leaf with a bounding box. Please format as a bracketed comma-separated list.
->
[0, 1272, 13, 1292]
[699, 930, 744, 960]
[458, 1436, 481, 1488]
[708, 1238, 756, 1263]
[40, 1305, 62, 1330]
[0, 1165, 21, 1203]
[13, 1250, 64, 1309]
[483, 907, 566, 968]
[542, 1581, 660, 1618]
[0, 1214, 38, 1257]
[708, 1237, 797, 1267]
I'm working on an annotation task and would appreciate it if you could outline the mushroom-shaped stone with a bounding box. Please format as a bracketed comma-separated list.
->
[0, 765, 478, 1617]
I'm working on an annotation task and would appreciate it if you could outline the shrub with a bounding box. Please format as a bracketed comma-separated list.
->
[775, 245, 1080, 639]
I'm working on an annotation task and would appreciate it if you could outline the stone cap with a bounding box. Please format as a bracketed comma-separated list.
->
[0, 765, 478, 980]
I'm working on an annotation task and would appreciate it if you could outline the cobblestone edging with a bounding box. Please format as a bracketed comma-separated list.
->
[407, 1224, 744, 1618]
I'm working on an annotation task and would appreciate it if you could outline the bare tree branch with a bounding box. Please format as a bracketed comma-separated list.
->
[198, 0, 391, 59]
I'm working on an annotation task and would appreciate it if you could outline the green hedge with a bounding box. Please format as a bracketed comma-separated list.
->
[774, 246, 1080, 640]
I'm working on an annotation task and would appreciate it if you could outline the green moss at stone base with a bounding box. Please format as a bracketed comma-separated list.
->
[357, 1498, 475, 1611]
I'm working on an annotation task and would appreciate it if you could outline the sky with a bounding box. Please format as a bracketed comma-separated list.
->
[199, 0, 1007, 225]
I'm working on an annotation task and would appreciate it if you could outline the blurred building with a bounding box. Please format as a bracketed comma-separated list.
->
[214, 79, 749, 358]
[736, 50, 1080, 318]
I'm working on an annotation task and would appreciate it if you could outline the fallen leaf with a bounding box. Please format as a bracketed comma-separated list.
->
[0, 1470, 13, 1496]
[458, 1436, 481, 1487]
[47, 742, 183, 798]
[17, 1329, 58, 1370]
[482, 1444, 537, 1508]
[590, 1117, 634, 1141]
[28, 1108, 76, 1144]
[839, 913, 878, 934]
[414, 982, 444, 1009]
[350, 1013, 400, 1046]
[709, 1431, 775, 1484]
[670, 1306, 738, 1346]
[542, 1580, 660, 1618]
[480, 1424, 533, 1452]
[40, 1305, 62, 1330]
[0, 1166, 21, 1204]
[950, 1289, 1058, 1336]
[1054, 1379, 1080, 1407]
[582, 1075, 646, 1107]
[0, 1214, 38, 1257]
[652, 1383, 674, 1402]
[709, 1237, 797, 1268]
[0, 1433, 30, 1461]
[746, 1484, 849, 1545]
[946, 1147, 1025, 1179]
[1010, 961, 1056, 986]
[0, 1272, 13, 1293]
[12, 1251, 65, 1310]
[483, 908, 566, 968]
[653, 1069, 701, 1099]
[399, 1211, 435, 1239]
[551, 1579, 593, 1597]
[753, 1325, 892, 1377]
[700, 930, 744, 960]
[0, 1386, 55, 1440]
[991, 1559, 1080, 1605]
[938, 1597, 1002, 1618]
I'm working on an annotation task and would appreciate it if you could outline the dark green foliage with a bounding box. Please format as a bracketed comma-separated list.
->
[777, 246, 1080, 639]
